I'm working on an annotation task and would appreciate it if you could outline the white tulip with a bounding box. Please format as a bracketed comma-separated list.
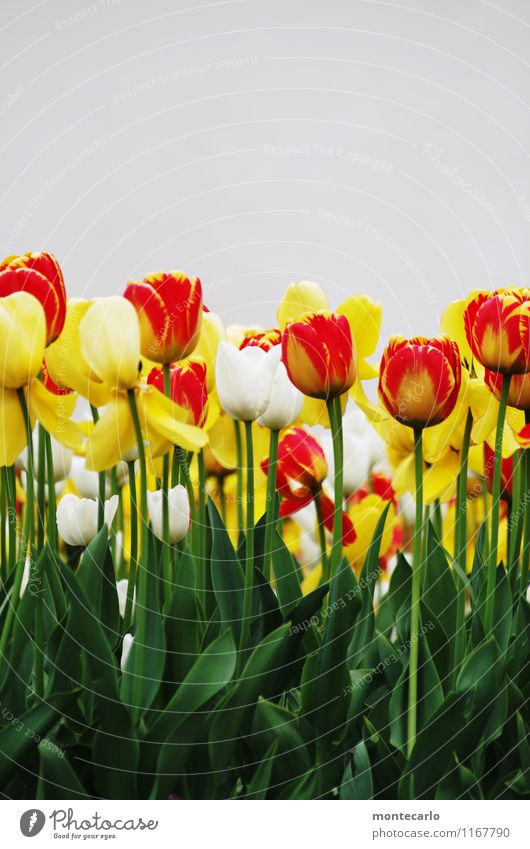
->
[147, 484, 190, 544]
[120, 633, 134, 672]
[215, 342, 282, 422]
[257, 360, 303, 430]
[116, 578, 135, 620]
[56, 493, 119, 547]
[70, 454, 111, 500]
[17, 431, 73, 482]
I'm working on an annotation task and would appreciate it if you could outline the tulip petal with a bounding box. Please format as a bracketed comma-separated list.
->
[85, 394, 136, 471]
[79, 297, 141, 391]
[143, 388, 208, 452]
[28, 379, 83, 452]
[0, 386, 27, 466]
[0, 292, 46, 389]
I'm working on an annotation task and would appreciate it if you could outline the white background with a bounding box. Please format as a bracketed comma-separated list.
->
[2, 0, 530, 350]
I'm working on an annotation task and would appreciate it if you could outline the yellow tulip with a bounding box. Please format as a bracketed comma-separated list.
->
[0, 292, 46, 389]
[79, 297, 141, 391]
[345, 494, 396, 573]
[338, 294, 382, 380]
[192, 311, 226, 393]
[277, 281, 329, 330]
[45, 299, 111, 407]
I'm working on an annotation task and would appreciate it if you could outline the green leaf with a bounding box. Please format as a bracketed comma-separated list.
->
[120, 530, 166, 715]
[208, 499, 244, 645]
[37, 743, 88, 799]
[340, 741, 373, 799]
[0, 692, 75, 787]
[250, 698, 310, 793]
[423, 520, 457, 639]
[271, 530, 302, 613]
[164, 548, 201, 689]
[243, 741, 278, 799]
[77, 525, 120, 647]
[209, 624, 292, 773]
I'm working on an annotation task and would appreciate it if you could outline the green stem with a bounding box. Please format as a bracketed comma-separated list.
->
[3, 465, 17, 579]
[36, 424, 46, 551]
[315, 492, 328, 582]
[18, 390, 43, 696]
[123, 461, 138, 632]
[520, 449, 530, 602]
[44, 432, 57, 553]
[239, 420, 255, 655]
[407, 427, 424, 759]
[326, 395, 344, 578]
[161, 364, 172, 603]
[90, 404, 106, 529]
[453, 408, 472, 679]
[484, 374, 511, 633]
[263, 428, 279, 582]
[234, 420, 244, 540]
[196, 449, 207, 603]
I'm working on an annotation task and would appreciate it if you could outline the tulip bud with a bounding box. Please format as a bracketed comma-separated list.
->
[215, 341, 281, 422]
[124, 271, 202, 364]
[116, 578, 135, 620]
[120, 633, 134, 672]
[282, 311, 357, 400]
[147, 484, 190, 544]
[378, 336, 461, 429]
[464, 288, 530, 375]
[257, 360, 304, 430]
[56, 493, 119, 546]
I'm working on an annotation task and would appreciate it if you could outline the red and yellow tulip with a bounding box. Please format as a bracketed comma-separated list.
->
[0, 251, 66, 345]
[124, 271, 202, 364]
[463, 288, 530, 375]
[378, 336, 461, 429]
[282, 311, 357, 400]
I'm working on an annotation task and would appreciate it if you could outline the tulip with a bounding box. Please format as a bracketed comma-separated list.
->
[56, 492, 119, 546]
[124, 271, 202, 364]
[215, 341, 281, 422]
[378, 334, 461, 758]
[257, 360, 304, 431]
[240, 328, 282, 351]
[0, 291, 46, 389]
[79, 297, 141, 391]
[147, 484, 189, 544]
[45, 299, 111, 407]
[282, 311, 357, 400]
[0, 251, 66, 344]
[485, 369, 530, 411]
[116, 578, 135, 620]
[148, 358, 208, 426]
[120, 633, 134, 672]
[378, 336, 461, 429]
[277, 281, 329, 329]
[193, 309, 226, 393]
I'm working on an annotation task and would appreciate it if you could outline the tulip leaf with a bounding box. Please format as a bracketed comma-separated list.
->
[422, 520, 457, 639]
[77, 525, 120, 648]
[388, 552, 412, 621]
[340, 741, 373, 799]
[0, 691, 76, 787]
[249, 698, 310, 793]
[37, 744, 88, 800]
[271, 529, 302, 613]
[120, 529, 166, 716]
[163, 547, 201, 691]
[209, 624, 292, 773]
[243, 741, 278, 799]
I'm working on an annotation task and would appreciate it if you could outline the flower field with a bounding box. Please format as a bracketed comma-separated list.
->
[0, 253, 528, 800]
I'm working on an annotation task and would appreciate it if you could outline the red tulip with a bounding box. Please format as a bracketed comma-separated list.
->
[147, 358, 208, 426]
[0, 251, 66, 344]
[378, 336, 461, 428]
[485, 368, 530, 411]
[282, 311, 357, 399]
[260, 427, 356, 544]
[124, 271, 202, 363]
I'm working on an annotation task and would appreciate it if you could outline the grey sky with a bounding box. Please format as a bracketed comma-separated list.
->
[2, 0, 529, 363]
